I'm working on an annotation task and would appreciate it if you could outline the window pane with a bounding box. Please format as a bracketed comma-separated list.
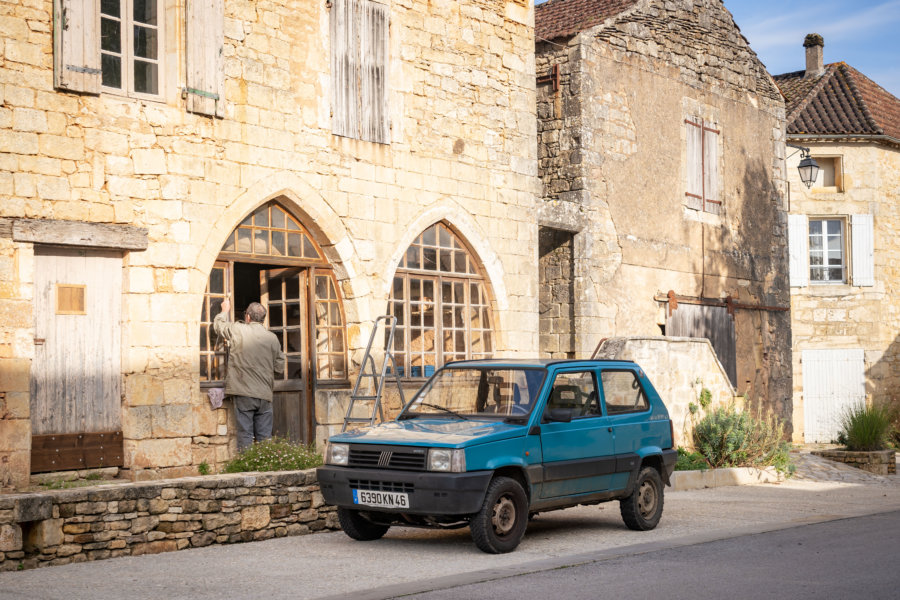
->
[254, 208, 268, 226]
[827, 220, 841, 235]
[254, 229, 268, 254]
[271, 231, 285, 256]
[423, 226, 436, 246]
[287, 331, 302, 353]
[133, 25, 157, 59]
[237, 228, 251, 252]
[423, 248, 437, 271]
[269, 280, 283, 301]
[827, 268, 842, 281]
[393, 277, 404, 300]
[101, 18, 121, 53]
[101, 54, 122, 89]
[102, 0, 121, 18]
[287, 357, 303, 380]
[222, 232, 235, 252]
[286, 304, 301, 326]
[272, 207, 286, 229]
[133, 60, 158, 94]
[269, 304, 283, 327]
[287, 233, 301, 256]
[285, 275, 300, 299]
[209, 268, 224, 294]
[439, 225, 452, 247]
[809, 220, 822, 235]
[406, 246, 420, 269]
[303, 235, 317, 258]
[133, 0, 157, 25]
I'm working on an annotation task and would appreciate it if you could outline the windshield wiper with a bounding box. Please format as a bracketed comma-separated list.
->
[407, 402, 468, 420]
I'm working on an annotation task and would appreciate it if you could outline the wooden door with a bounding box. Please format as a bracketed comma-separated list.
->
[802, 349, 866, 443]
[666, 304, 737, 387]
[31, 247, 124, 472]
[262, 268, 313, 444]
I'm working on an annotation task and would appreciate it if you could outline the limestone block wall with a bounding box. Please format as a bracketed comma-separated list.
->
[535, 0, 792, 427]
[0, 469, 336, 572]
[0, 0, 540, 486]
[596, 336, 738, 448]
[787, 142, 900, 441]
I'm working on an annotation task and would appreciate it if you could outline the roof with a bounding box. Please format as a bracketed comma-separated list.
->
[774, 63, 900, 141]
[444, 358, 636, 369]
[535, 0, 639, 42]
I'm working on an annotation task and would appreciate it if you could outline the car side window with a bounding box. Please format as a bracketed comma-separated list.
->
[601, 370, 649, 414]
[546, 371, 601, 418]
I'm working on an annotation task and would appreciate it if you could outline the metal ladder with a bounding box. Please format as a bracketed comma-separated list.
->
[342, 315, 407, 432]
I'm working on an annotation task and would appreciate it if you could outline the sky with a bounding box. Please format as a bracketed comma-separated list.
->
[535, 0, 900, 98]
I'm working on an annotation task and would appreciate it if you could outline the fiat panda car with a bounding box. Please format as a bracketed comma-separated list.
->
[317, 359, 676, 553]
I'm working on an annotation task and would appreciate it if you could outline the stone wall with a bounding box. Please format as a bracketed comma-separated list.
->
[538, 227, 575, 358]
[0, 0, 539, 487]
[535, 0, 792, 428]
[595, 336, 738, 448]
[787, 143, 900, 441]
[0, 469, 336, 571]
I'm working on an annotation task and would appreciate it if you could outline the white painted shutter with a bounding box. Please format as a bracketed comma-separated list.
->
[685, 120, 703, 210]
[802, 348, 866, 443]
[788, 214, 809, 287]
[186, 0, 225, 117]
[360, 0, 389, 144]
[703, 124, 719, 212]
[331, 0, 389, 143]
[54, 0, 101, 93]
[851, 213, 875, 287]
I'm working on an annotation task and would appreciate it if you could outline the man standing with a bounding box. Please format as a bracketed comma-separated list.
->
[214, 299, 286, 450]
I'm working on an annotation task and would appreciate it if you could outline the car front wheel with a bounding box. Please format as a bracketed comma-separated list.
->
[620, 466, 664, 531]
[337, 507, 390, 541]
[470, 476, 529, 553]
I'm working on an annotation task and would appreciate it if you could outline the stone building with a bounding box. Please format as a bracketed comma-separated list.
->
[775, 35, 900, 442]
[534, 0, 792, 425]
[0, 0, 538, 488]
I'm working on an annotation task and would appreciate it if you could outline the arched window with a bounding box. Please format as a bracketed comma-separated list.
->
[200, 202, 347, 387]
[388, 222, 494, 378]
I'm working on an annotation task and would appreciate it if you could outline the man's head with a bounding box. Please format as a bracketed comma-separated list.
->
[244, 302, 267, 324]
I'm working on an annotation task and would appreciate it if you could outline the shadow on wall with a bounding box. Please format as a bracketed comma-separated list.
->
[867, 335, 900, 410]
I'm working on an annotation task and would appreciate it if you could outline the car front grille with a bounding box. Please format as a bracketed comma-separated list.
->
[349, 479, 415, 494]
[348, 445, 427, 471]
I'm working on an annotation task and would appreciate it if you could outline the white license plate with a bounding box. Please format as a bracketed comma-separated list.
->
[352, 489, 409, 509]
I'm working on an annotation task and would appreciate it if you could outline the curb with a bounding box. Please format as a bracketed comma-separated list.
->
[670, 466, 782, 491]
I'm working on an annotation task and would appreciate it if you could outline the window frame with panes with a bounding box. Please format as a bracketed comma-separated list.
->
[684, 118, 721, 214]
[808, 217, 846, 284]
[387, 223, 495, 379]
[99, 0, 165, 99]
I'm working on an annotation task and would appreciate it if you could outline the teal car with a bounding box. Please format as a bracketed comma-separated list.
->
[317, 359, 676, 553]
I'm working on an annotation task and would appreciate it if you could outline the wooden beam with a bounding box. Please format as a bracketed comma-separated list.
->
[0, 218, 12, 238]
[12, 219, 148, 251]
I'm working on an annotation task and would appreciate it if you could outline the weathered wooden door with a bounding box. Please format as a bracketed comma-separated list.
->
[31, 247, 124, 472]
[666, 304, 737, 387]
[262, 268, 312, 443]
[802, 349, 866, 443]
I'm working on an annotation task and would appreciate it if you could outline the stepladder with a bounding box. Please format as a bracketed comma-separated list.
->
[342, 315, 407, 432]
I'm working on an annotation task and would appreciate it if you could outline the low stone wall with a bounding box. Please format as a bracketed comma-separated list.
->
[0, 469, 337, 572]
[812, 449, 897, 476]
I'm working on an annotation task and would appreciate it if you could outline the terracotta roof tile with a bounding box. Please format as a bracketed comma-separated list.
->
[535, 0, 639, 42]
[774, 63, 900, 141]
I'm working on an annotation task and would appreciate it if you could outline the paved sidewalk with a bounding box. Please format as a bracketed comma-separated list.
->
[2, 455, 900, 600]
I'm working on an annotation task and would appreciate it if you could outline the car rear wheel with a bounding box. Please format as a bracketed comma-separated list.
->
[337, 507, 390, 541]
[620, 466, 664, 531]
[470, 476, 528, 553]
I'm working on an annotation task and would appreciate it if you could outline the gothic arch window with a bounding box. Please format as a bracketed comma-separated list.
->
[200, 202, 348, 387]
[388, 222, 494, 378]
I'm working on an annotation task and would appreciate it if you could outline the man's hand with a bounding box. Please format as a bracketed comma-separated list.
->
[220, 298, 231, 314]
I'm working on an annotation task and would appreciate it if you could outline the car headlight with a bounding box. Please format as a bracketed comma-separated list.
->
[427, 448, 465, 472]
[325, 442, 349, 466]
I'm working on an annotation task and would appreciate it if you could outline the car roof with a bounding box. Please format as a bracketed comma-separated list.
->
[443, 358, 638, 369]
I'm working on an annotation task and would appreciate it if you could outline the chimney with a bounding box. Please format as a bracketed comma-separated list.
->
[804, 33, 825, 78]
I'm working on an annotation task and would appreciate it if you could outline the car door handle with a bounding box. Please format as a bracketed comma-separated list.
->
[608, 427, 613, 433]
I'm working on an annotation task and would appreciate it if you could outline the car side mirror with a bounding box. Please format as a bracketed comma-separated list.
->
[547, 408, 574, 423]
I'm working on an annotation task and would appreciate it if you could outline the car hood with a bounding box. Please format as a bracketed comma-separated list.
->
[331, 418, 526, 447]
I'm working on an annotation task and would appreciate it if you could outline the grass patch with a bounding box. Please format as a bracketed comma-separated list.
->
[223, 437, 322, 473]
[838, 402, 893, 451]
[674, 447, 709, 471]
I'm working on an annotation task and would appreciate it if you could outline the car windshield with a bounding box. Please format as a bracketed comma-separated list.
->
[402, 367, 546, 419]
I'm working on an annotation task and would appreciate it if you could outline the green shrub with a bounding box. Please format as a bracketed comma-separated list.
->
[223, 437, 322, 473]
[839, 402, 893, 451]
[692, 404, 793, 474]
[674, 447, 709, 471]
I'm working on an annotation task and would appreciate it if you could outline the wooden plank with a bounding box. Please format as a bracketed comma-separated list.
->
[667, 304, 737, 387]
[0, 218, 12, 238]
[851, 214, 875, 286]
[54, 0, 101, 93]
[788, 214, 809, 287]
[31, 432, 124, 473]
[13, 219, 148, 250]
[186, 0, 225, 117]
[802, 349, 865, 443]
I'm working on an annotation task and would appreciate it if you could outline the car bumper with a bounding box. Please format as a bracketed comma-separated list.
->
[661, 448, 678, 483]
[316, 466, 494, 516]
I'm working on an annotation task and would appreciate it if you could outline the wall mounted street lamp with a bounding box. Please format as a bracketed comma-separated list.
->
[787, 143, 820, 188]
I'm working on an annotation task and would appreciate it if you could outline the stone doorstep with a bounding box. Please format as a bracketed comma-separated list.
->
[670, 467, 782, 492]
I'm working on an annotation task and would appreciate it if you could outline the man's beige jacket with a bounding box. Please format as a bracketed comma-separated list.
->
[213, 313, 286, 401]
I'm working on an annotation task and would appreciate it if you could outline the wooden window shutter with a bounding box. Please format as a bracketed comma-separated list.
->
[685, 120, 703, 210]
[788, 214, 809, 287]
[331, 0, 389, 143]
[54, 0, 101, 94]
[703, 124, 719, 211]
[851, 213, 875, 287]
[186, 0, 225, 118]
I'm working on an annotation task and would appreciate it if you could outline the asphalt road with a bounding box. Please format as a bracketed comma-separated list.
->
[398, 511, 900, 600]
[1, 479, 899, 600]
